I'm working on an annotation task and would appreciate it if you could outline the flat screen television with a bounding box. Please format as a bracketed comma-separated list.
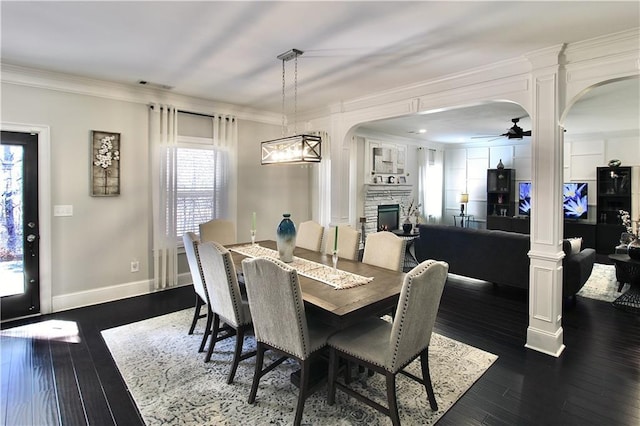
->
[518, 181, 588, 219]
[518, 182, 531, 215]
[563, 182, 588, 219]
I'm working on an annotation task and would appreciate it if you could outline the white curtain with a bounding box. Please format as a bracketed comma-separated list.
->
[150, 104, 178, 289]
[211, 114, 238, 222]
[418, 147, 443, 223]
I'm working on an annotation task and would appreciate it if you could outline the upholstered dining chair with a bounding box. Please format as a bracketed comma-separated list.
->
[323, 225, 361, 261]
[182, 232, 213, 352]
[362, 231, 406, 272]
[197, 241, 255, 384]
[241, 256, 337, 426]
[327, 259, 449, 426]
[296, 220, 324, 252]
[199, 219, 236, 245]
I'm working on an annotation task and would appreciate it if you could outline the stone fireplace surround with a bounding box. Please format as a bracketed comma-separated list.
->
[363, 184, 413, 236]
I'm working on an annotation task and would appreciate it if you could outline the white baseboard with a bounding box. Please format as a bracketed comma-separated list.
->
[51, 273, 192, 313]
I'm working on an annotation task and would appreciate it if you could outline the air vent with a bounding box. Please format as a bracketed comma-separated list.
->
[138, 80, 173, 90]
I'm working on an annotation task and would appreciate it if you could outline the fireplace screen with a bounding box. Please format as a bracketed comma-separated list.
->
[377, 204, 399, 231]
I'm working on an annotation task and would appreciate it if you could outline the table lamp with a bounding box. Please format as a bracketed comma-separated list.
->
[459, 193, 469, 216]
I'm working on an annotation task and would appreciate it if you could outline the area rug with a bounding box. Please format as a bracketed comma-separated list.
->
[577, 263, 629, 303]
[102, 309, 497, 425]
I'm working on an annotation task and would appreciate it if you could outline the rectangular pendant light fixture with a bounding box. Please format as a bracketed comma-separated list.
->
[260, 48, 322, 165]
[261, 134, 321, 165]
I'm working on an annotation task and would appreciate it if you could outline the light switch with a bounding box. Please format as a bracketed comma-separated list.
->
[53, 205, 73, 217]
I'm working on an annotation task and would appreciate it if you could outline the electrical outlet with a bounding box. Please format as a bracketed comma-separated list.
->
[130, 260, 140, 273]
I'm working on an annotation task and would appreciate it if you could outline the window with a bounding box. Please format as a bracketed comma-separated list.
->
[174, 139, 228, 238]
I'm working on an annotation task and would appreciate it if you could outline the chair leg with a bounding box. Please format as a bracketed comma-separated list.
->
[198, 307, 214, 353]
[327, 348, 338, 405]
[294, 359, 310, 426]
[385, 372, 400, 426]
[248, 342, 266, 404]
[226, 326, 245, 384]
[420, 350, 438, 411]
[188, 295, 203, 335]
[204, 314, 221, 363]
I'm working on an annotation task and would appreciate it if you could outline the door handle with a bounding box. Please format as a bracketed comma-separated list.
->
[26, 233, 38, 257]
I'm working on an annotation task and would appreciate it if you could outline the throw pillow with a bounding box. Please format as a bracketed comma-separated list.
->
[568, 237, 582, 254]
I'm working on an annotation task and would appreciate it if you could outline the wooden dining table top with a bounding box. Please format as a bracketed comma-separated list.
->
[228, 240, 406, 329]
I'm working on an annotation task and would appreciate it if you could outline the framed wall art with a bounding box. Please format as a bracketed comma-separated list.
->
[90, 130, 120, 196]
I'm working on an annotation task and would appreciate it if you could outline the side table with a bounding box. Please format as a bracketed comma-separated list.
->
[453, 214, 474, 227]
[608, 254, 640, 313]
[392, 229, 419, 272]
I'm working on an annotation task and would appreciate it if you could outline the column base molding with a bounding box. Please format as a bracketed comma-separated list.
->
[525, 325, 566, 357]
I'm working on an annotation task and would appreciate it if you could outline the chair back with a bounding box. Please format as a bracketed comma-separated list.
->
[296, 220, 324, 252]
[323, 225, 361, 261]
[241, 257, 311, 359]
[198, 241, 249, 327]
[199, 219, 236, 245]
[386, 260, 448, 372]
[362, 231, 406, 272]
[182, 232, 208, 302]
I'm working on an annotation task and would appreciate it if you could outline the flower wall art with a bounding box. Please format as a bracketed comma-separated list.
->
[91, 130, 120, 196]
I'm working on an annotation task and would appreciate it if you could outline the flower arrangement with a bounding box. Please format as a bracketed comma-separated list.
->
[401, 198, 421, 221]
[619, 210, 637, 238]
[93, 134, 120, 169]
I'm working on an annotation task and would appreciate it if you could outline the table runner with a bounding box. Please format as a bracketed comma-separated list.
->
[230, 244, 373, 290]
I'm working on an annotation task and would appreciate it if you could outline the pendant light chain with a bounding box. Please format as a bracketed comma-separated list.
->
[294, 54, 298, 135]
[281, 58, 286, 137]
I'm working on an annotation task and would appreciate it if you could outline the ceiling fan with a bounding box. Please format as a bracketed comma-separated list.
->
[473, 117, 532, 141]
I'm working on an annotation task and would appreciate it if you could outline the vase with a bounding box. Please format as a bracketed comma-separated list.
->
[276, 213, 296, 263]
[497, 159, 504, 170]
[627, 238, 640, 260]
[402, 222, 413, 233]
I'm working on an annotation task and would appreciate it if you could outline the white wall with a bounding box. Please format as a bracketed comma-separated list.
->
[441, 133, 639, 224]
[1, 81, 313, 312]
[236, 119, 315, 241]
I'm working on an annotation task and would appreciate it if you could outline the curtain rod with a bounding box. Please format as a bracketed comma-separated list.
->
[149, 105, 234, 121]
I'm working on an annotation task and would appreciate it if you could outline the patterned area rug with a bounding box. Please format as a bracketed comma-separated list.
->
[102, 309, 497, 425]
[577, 263, 629, 303]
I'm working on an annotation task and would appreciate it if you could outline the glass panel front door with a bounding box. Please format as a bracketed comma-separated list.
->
[1, 131, 39, 319]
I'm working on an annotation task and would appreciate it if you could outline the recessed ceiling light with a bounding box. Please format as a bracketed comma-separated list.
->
[408, 129, 427, 134]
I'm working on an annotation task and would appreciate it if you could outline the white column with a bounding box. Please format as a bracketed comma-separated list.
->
[525, 45, 567, 356]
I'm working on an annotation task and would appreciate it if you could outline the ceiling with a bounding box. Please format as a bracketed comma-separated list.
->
[2, 1, 639, 143]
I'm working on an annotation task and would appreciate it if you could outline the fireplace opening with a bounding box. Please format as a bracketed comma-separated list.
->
[377, 204, 400, 231]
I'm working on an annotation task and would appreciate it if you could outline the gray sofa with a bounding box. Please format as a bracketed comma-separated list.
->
[414, 224, 595, 298]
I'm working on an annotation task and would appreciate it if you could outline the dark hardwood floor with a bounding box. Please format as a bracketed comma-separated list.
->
[1, 273, 639, 425]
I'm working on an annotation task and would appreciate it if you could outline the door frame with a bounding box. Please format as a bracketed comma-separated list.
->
[1, 122, 51, 316]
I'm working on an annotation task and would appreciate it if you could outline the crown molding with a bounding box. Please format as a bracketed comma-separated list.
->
[0, 63, 282, 125]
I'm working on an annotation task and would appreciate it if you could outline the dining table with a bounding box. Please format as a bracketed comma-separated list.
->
[228, 240, 406, 329]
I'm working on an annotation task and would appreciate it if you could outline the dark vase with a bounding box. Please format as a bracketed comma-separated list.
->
[628, 238, 640, 260]
[276, 213, 296, 263]
[402, 222, 413, 233]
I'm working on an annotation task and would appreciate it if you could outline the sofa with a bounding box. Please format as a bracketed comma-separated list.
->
[414, 224, 596, 298]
